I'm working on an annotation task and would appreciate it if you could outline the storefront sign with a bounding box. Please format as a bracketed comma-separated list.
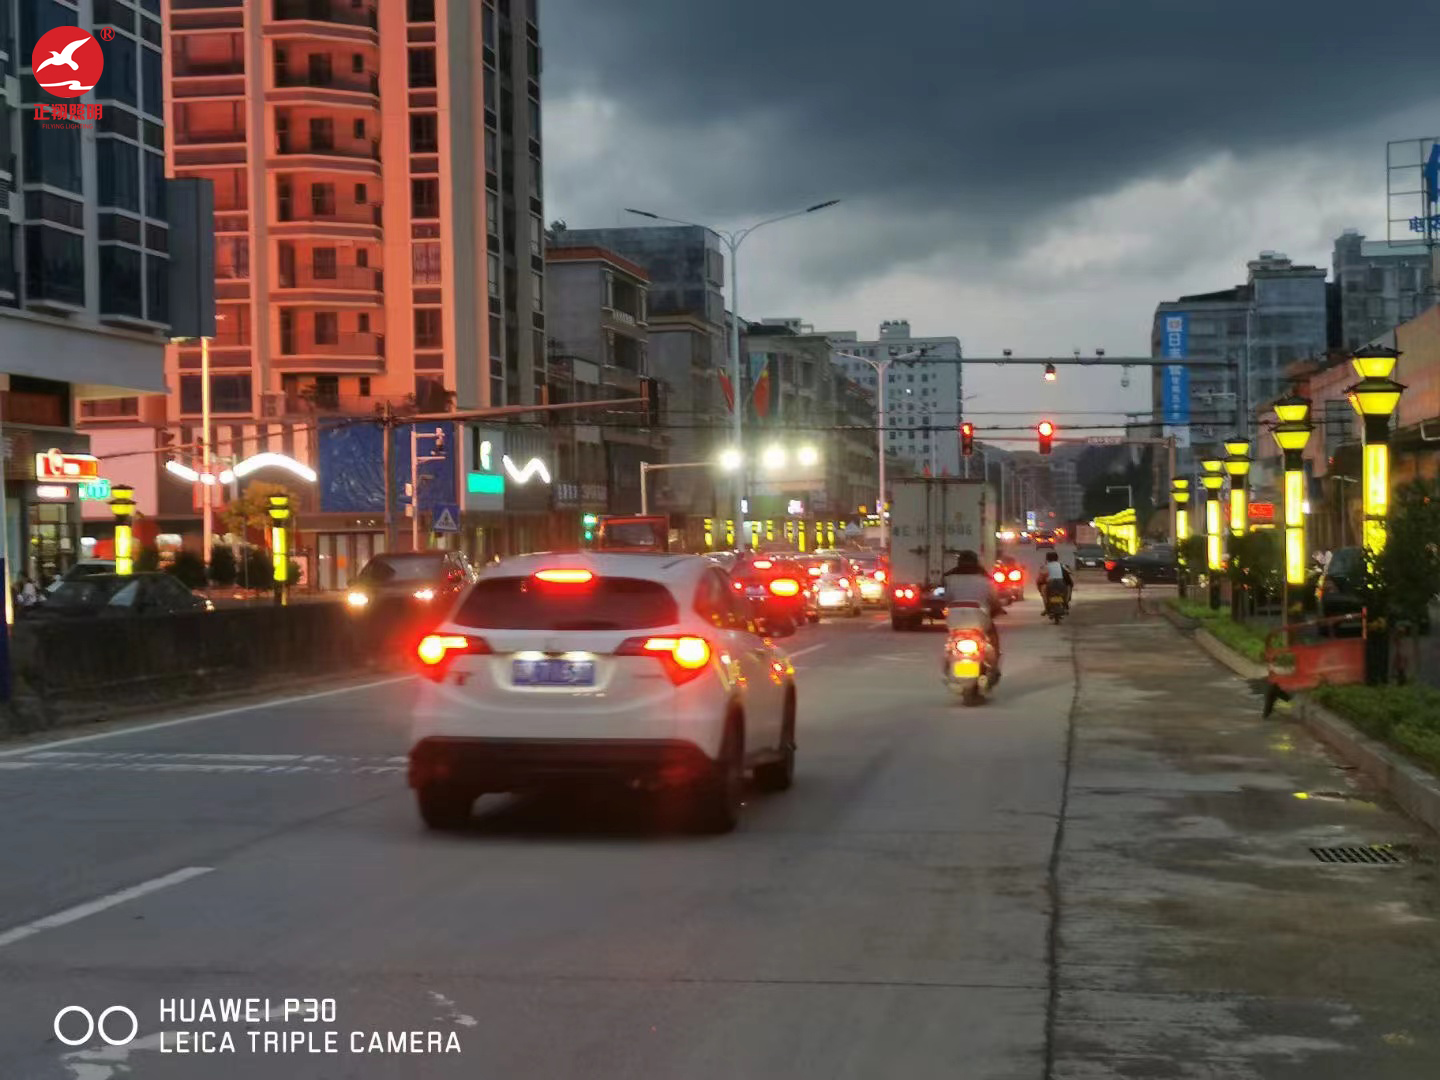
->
[79, 478, 111, 500]
[35, 448, 99, 482]
[1249, 502, 1275, 522]
[35, 484, 71, 500]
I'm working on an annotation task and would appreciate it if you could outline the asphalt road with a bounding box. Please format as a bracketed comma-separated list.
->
[1, 566, 1436, 1079]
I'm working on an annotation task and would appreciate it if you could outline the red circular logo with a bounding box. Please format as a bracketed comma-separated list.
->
[31, 26, 104, 99]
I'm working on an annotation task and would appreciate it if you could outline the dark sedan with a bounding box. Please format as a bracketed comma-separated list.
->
[24, 573, 212, 619]
[1106, 545, 1178, 584]
[345, 551, 477, 614]
[1073, 543, 1107, 570]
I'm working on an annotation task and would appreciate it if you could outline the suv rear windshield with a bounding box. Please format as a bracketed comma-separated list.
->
[455, 575, 679, 630]
[1075, 545, 1104, 556]
[354, 555, 446, 584]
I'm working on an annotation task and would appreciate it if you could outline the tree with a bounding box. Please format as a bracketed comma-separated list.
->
[242, 547, 274, 590]
[1373, 479, 1440, 628]
[221, 481, 298, 540]
[209, 544, 238, 586]
[135, 545, 161, 572]
[167, 550, 207, 589]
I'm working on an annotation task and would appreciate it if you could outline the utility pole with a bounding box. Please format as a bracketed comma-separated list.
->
[381, 401, 393, 552]
[200, 334, 213, 570]
[409, 427, 447, 552]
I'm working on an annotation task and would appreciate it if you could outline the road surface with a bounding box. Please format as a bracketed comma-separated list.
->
[0, 576, 1436, 1079]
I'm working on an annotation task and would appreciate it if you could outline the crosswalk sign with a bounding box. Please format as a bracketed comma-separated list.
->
[432, 504, 460, 534]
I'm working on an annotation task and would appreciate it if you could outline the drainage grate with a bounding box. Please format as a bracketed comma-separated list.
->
[1310, 844, 1404, 865]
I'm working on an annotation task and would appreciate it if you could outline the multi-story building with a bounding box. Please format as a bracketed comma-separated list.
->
[543, 244, 658, 524]
[828, 320, 964, 478]
[1151, 252, 1328, 468]
[2, 1, 205, 581]
[1332, 229, 1437, 352]
[79, 0, 544, 583]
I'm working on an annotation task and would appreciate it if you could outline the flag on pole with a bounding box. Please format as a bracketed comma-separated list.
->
[718, 371, 735, 413]
[752, 357, 772, 420]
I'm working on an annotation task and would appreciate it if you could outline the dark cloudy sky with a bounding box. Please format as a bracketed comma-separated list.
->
[539, 0, 1440, 429]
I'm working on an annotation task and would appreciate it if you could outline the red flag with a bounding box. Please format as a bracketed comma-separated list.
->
[719, 371, 735, 413]
[753, 367, 771, 419]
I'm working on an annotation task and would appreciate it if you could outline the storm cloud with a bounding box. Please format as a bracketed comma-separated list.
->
[538, 0, 1440, 415]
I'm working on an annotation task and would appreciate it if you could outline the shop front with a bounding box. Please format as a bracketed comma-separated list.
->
[10, 439, 112, 584]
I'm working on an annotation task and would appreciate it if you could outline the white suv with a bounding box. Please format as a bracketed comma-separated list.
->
[409, 552, 798, 833]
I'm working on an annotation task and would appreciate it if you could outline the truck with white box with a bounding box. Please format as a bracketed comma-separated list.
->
[887, 478, 993, 630]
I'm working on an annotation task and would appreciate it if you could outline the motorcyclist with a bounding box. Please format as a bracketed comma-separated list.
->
[1038, 550, 1074, 610]
[941, 549, 1002, 678]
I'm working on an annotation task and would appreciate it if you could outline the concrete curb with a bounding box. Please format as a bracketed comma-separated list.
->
[1294, 697, 1440, 838]
[1193, 628, 1269, 680]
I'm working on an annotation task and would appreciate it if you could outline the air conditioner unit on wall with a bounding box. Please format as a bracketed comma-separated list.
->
[261, 392, 283, 418]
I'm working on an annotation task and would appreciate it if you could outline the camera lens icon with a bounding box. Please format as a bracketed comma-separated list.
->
[54, 1006, 138, 1048]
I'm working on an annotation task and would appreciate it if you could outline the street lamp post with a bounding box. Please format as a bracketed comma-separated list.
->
[640, 456, 743, 517]
[1346, 345, 1406, 685]
[1200, 455, 1225, 610]
[1172, 478, 1191, 599]
[111, 485, 137, 577]
[833, 348, 928, 551]
[1271, 393, 1314, 602]
[625, 200, 839, 549]
[268, 493, 291, 607]
[1223, 437, 1252, 538]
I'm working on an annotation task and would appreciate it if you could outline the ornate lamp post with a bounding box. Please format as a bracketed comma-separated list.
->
[1346, 346, 1405, 555]
[110, 485, 136, 577]
[1223, 437, 1252, 537]
[268, 494, 291, 607]
[1172, 477, 1191, 598]
[1271, 393, 1313, 591]
[1200, 455, 1225, 610]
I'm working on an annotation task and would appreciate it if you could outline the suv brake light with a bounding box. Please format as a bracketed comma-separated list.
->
[992, 570, 1006, 583]
[1105, 560, 1117, 571]
[535, 568, 593, 584]
[616, 635, 712, 684]
[769, 578, 800, 597]
[416, 633, 491, 678]
[875, 569, 886, 582]
[1008, 569, 1022, 582]
[752, 559, 773, 570]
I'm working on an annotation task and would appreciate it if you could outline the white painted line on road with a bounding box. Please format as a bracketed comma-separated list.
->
[0, 867, 213, 951]
[787, 644, 828, 660]
[0, 676, 415, 759]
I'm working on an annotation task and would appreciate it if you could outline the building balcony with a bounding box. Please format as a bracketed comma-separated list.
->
[173, 76, 247, 100]
[173, 56, 246, 77]
[268, 0, 378, 38]
[278, 391, 384, 417]
[274, 70, 380, 97]
[171, 0, 244, 31]
[274, 200, 383, 229]
[176, 128, 247, 145]
[276, 333, 386, 368]
[272, 134, 382, 171]
[275, 265, 383, 294]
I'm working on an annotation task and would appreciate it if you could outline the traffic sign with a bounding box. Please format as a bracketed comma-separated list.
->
[432, 504, 460, 533]
[1249, 502, 1275, 522]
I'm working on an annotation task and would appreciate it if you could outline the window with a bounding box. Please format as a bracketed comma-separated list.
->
[484, 74, 496, 112]
[528, 97, 540, 136]
[356, 249, 368, 268]
[25, 226, 85, 307]
[217, 237, 250, 279]
[314, 312, 338, 344]
[351, 53, 364, 73]
[22, 0, 77, 49]
[24, 124, 82, 193]
[144, 152, 165, 218]
[99, 246, 143, 318]
[96, 34, 138, 108]
[532, 271, 543, 311]
[486, 191, 498, 235]
[410, 113, 438, 153]
[488, 254, 500, 297]
[412, 242, 440, 284]
[309, 117, 334, 150]
[180, 375, 252, 415]
[408, 0, 435, 20]
[354, 182, 367, 204]
[308, 52, 333, 84]
[411, 178, 439, 218]
[312, 248, 337, 279]
[484, 129, 497, 172]
[415, 308, 442, 348]
[352, 118, 366, 140]
[456, 576, 679, 631]
[408, 47, 436, 88]
[142, 47, 163, 116]
[96, 140, 140, 211]
[358, 313, 370, 332]
[359, 376, 372, 396]
[310, 183, 335, 215]
[482, 4, 495, 48]
[529, 154, 542, 198]
[530, 214, 543, 257]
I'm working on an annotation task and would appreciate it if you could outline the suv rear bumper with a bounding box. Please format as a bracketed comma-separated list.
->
[409, 736, 717, 792]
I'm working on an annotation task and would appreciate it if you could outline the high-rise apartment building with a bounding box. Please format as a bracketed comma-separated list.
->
[1332, 229, 1437, 352]
[828, 320, 965, 477]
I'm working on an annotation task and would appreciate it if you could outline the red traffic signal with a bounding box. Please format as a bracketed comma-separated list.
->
[960, 422, 974, 456]
[1037, 420, 1055, 455]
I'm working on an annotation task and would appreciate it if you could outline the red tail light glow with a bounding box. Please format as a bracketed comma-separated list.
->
[955, 638, 981, 656]
[993, 571, 1006, 583]
[617, 635, 712, 684]
[895, 586, 919, 601]
[752, 559, 773, 570]
[1105, 560, 1117, 571]
[535, 568, 593, 584]
[807, 566, 823, 576]
[875, 569, 886, 582]
[416, 633, 491, 678]
[769, 578, 801, 597]
[839, 578, 850, 588]
[1008, 569, 1022, 582]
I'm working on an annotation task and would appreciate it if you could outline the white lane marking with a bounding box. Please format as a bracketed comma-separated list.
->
[0, 676, 415, 759]
[787, 644, 828, 660]
[26, 751, 305, 762]
[0, 752, 403, 777]
[0, 867, 213, 951]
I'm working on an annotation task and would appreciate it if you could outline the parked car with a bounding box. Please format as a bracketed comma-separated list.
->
[409, 552, 799, 832]
[1106, 545, 1178, 584]
[345, 551, 477, 613]
[1073, 544, 1107, 570]
[25, 573, 212, 619]
[44, 559, 117, 594]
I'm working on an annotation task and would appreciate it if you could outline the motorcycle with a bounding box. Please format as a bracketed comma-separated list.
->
[942, 603, 999, 706]
[1044, 587, 1068, 624]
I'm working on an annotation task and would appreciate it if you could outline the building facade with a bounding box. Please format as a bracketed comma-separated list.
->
[1332, 229, 1437, 353]
[828, 319, 964, 479]
[2, 0, 188, 582]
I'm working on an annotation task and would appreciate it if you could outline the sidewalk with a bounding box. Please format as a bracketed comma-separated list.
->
[1053, 594, 1440, 1079]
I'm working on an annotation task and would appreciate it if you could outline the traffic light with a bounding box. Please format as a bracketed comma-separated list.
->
[1043, 363, 1057, 382]
[1037, 420, 1055, 455]
[582, 513, 598, 543]
[960, 422, 974, 457]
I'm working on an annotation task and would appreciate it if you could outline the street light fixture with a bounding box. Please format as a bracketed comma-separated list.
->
[1200, 455, 1225, 608]
[796, 445, 819, 468]
[762, 445, 787, 471]
[1222, 437, 1252, 537]
[1346, 346, 1406, 557]
[625, 198, 840, 547]
[718, 447, 743, 472]
[1043, 363, 1057, 382]
[1270, 392, 1313, 589]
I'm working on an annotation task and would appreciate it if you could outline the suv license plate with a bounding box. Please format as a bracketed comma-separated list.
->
[512, 659, 596, 687]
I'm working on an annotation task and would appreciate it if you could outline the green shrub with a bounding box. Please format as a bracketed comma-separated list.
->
[166, 550, 207, 589]
[1312, 683, 1440, 775]
[209, 545, 238, 586]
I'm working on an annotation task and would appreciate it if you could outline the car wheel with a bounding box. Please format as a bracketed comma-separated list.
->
[692, 716, 744, 833]
[808, 611, 821, 624]
[416, 785, 474, 831]
[753, 690, 796, 793]
[891, 614, 909, 631]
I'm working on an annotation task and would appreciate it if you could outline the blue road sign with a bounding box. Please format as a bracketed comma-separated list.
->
[1426, 143, 1440, 208]
[1162, 364, 1190, 425]
[432, 504, 460, 534]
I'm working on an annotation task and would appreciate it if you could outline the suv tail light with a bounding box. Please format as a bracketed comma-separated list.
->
[1007, 569, 1022, 582]
[992, 570, 1006, 583]
[875, 569, 886, 582]
[1105, 560, 1117, 571]
[616, 635, 712, 684]
[416, 633, 491, 679]
[535, 568, 593, 584]
[769, 578, 801, 597]
[894, 586, 919, 602]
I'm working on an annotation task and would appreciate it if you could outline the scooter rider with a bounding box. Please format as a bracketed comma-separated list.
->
[1039, 549, 1074, 610]
[942, 549, 1003, 677]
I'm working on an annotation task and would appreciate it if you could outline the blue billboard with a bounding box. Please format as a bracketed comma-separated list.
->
[317, 420, 459, 514]
[1162, 364, 1190, 425]
[1161, 313, 1188, 359]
